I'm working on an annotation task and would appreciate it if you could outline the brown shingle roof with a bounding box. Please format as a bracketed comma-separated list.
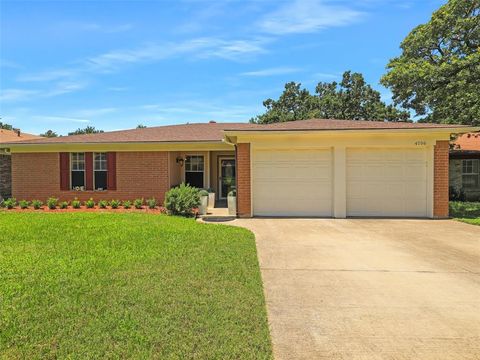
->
[0, 129, 40, 143]
[224, 118, 468, 131]
[5, 119, 471, 145]
[6, 123, 253, 144]
[452, 132, 480, 151]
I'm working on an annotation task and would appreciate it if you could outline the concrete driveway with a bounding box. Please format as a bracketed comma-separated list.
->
[233, 219, 480, 360]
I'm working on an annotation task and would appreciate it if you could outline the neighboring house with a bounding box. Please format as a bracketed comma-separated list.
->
[4, 119, 477, 218]
[450, 132, 480, 201]
[0, 129, 40, 199]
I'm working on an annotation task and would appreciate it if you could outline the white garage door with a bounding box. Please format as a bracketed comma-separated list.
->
[347, 148, 428, 217]
[253, 149, 333, 216]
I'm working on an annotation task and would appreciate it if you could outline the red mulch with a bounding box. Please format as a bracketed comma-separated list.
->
[2, 206, 168, 214]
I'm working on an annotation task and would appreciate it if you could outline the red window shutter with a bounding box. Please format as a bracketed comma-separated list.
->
[59, 152, 70, 190]
[85, 152, 94, 190]
[107, 152, 117, 190]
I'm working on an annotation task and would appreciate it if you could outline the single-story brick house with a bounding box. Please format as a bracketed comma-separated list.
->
[450, 132, 480, 201]
[0, 129, 40, 199]
[4, 119, 477, 218]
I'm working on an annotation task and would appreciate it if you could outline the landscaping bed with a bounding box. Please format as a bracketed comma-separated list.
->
[450, 201, 480, 226]
[0, 212, 272, 359]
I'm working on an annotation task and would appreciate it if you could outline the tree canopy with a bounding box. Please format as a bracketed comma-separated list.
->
[0, 122, 13, 130]
[40, 130, 59, 138]
[68, 126, 104, 136]
[381, 0, 480, 125]
[251, 71, 410, 124]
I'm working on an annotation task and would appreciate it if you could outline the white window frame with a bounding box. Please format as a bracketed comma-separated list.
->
[70, 152, 86, 190]
[184, 154, 205, 188]
[94, 152, 108, 191]
[462, 159, 480, 188]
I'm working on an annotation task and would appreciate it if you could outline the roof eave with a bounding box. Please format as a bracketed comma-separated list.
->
[223, 126, 479, 137]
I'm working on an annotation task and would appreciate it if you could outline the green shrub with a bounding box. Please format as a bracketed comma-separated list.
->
[123, 200, 132, 209]
[228, 189, 236, 197]
[134, 198, 144, 209]
[46, 197, 58, 210]
[84, 198, 95, 209]
[32, 200, 43, 210]
[146, 198, 157, 209]
[59, 201, 69, 209]
[449, 201, 480, 218]
[164, 183, 200, 217]
[110, 199, 121, 209]
[19, 200, 30, 209]
[98, 200, 108, 209]
[4, 198, 17, 209]
[198, 189, 209, 197]
[71, 198, 81, 209]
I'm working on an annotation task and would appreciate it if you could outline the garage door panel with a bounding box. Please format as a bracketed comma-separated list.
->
[253, 149, 333, 217]
[347, 148, 427, 217]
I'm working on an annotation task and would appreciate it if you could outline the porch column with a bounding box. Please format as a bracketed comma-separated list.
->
[433, 140, 449, 218]
[333, 146, 347, 218]
[236, 143, 252, 218]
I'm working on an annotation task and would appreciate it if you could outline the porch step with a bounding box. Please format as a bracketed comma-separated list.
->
[199, 215, 237, 223]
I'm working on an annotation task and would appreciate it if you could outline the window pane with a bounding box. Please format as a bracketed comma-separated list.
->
[463, 174, 479, 188]
[71, 171, 85, 189]
[94, 153, 107, 170]
[95, 171, 108, 190]
[185, 155, 204, 172]
[71, 152, 85, 170]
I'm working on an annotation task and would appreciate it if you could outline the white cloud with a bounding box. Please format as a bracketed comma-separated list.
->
[241, 67, 302, 77]
[85, 37, 269, 72]
[313, 72, 340, 79]
[0, 89, 38, 102]
[32, 115, 90, 124]
[17, 69, 79, 82]
[259, 0, 363, 35]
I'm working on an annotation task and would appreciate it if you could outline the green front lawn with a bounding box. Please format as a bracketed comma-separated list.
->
[0, 213, 272, 359]
[450, 201, 480, 226]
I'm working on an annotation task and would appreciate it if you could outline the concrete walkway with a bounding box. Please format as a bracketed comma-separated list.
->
[233, 219, 480, 360]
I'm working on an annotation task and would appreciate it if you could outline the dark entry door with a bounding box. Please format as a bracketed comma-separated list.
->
[219, 158, 235, 199]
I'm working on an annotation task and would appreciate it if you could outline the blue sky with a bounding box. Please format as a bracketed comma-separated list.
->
[1, 0, 444, 135]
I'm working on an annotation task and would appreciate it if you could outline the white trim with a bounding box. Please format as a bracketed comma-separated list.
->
[70, 152, 86, 190]
[93, 152, 108, 191]
[184, 154, 206, 188]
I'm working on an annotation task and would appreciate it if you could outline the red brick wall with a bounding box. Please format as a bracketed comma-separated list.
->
[434, 140, 449, 218]
[236, 143, 251, 217]
[12, 152, 169, 203]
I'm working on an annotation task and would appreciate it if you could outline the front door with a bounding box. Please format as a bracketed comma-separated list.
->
[218, 158, 236, 199]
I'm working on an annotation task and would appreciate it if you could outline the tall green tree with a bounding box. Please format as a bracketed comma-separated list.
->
[0, 122, 13, 130]
[68, 126, 104, 136]
[381, 0, 480, 125]
[251, 71, 409, 124]
[40, 130, 58, 138]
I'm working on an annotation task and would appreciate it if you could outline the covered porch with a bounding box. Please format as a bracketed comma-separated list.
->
[168, 150, 236, 208]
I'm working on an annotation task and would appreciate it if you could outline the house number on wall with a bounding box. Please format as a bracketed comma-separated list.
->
[414, 141, 427, 146]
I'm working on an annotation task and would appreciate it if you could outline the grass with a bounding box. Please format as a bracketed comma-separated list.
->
[449, 201, 480, 226]
[0, 212, 272, 359]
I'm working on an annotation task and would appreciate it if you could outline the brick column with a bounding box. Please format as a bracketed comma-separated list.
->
[236, 143, 251, 218]
[434, 140, 449, 218]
